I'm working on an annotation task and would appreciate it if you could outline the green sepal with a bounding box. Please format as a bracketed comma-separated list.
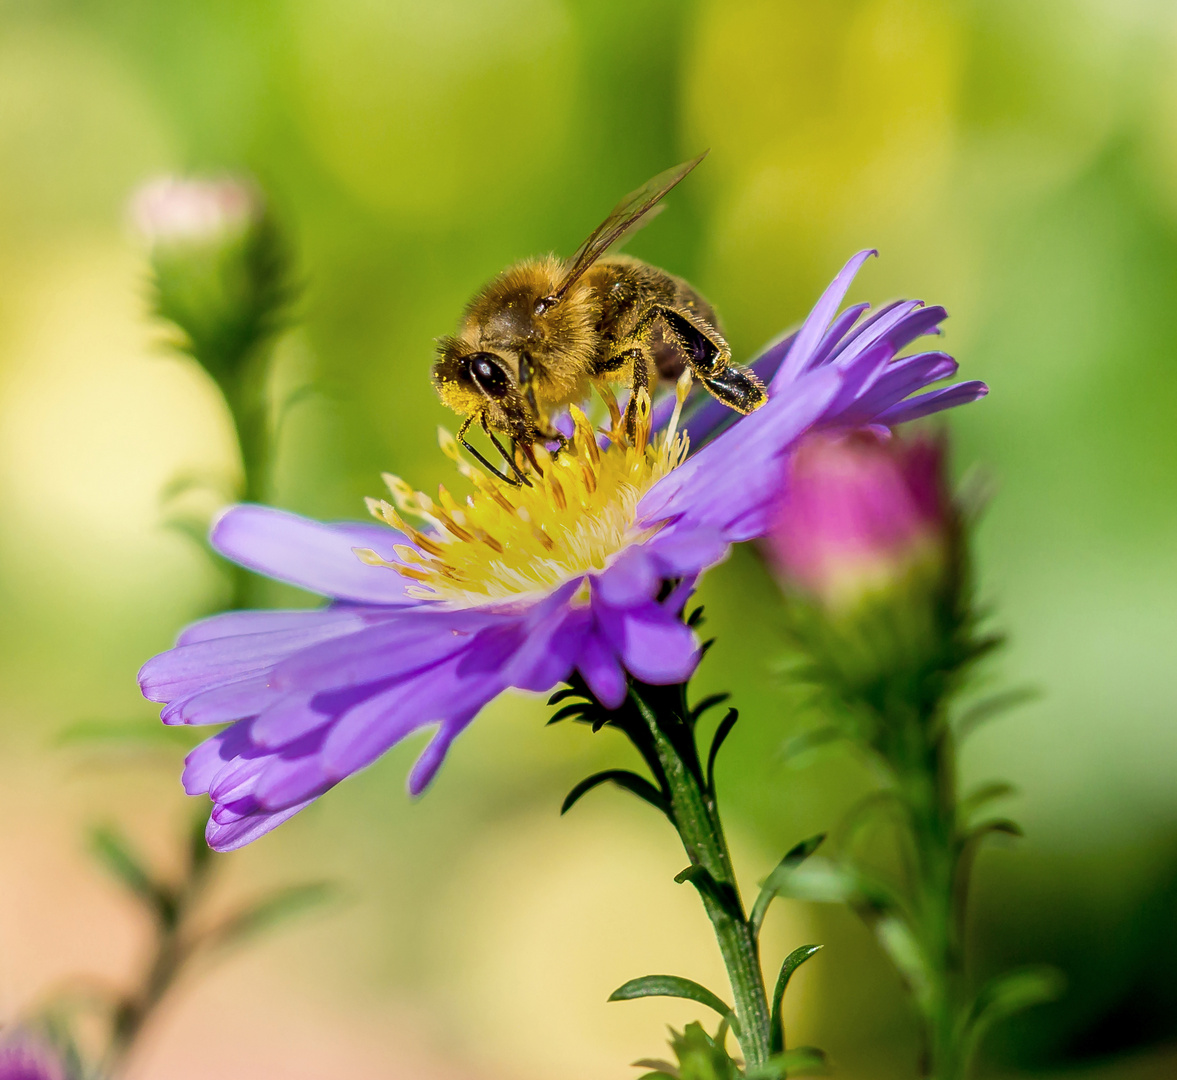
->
[561, 770, 668, 816]
[769, 945, 822, 1054]
[547, 686, 579, 706]
[705, 708, 740, 794]
[674, 864, 743, 923]
[745, 1046, 828, 1078]
[687, 605, 706, 627]
[609, 975, 737, 1031]
[751, 834, 826, 938]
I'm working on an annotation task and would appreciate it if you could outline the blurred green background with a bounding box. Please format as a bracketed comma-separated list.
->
[1, 0, 1176, 1077]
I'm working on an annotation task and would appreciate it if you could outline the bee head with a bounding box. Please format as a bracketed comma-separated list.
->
[432, 337, 532, 440]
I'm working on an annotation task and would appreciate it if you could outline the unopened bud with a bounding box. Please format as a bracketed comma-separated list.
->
[765, 428, 951, 613]
[764, 428, 976, 715]
[130, 174, 293, 384]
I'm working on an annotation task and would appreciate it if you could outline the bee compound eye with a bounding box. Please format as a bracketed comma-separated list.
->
[466, 353, 511, 398]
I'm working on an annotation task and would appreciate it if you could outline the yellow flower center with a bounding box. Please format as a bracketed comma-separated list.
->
[354, 381, 692, 607]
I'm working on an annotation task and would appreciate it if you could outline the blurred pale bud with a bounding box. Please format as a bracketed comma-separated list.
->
[129, 173, 294, 386]
[131, 175, 259, 249]
[764, 428, 951, 613]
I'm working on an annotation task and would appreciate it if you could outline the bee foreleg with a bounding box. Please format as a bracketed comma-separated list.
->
[480, 414, 531, 486]
[457, 414, 526, 487]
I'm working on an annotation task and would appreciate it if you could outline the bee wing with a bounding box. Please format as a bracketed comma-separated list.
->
[553, 150, 708, 301]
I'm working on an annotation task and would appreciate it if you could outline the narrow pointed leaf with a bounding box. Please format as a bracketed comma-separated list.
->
[746, 1047, 828, 1078]
[769, 945, 822, 1054]
[632, 1059, 679, 1078]
[691, 693, 731, 722]
[674, 864, 743, 922]
[609, 975, 734, 1027]
[561, 770, 668, 816]
[960, 966, 1064, 1066]
[547, 702, 590, 725]
[90, 825, 167, 913]
[751, 834, 826, 937]
[956, 686, 1039, 741]
[547, 687, 579, 706]
[705, 708, 740, 793]
[780, 725, 843, 766]
[205, 881, 334, 951]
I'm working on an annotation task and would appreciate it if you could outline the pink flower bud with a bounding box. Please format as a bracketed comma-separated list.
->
[764, 428, 952, 612]
[0, 1033, 67, 1080]
[129, 175, 260, 248]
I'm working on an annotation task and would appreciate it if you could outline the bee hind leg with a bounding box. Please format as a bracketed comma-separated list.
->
[698, 366, 766, 415]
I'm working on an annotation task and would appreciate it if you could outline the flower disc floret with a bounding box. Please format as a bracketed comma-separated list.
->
[357, 393, 689, 606]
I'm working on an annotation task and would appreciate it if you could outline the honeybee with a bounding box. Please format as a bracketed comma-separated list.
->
[432, 152, 766, 483]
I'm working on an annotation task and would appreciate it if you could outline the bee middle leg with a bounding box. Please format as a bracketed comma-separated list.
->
[596, 345, 653, 441]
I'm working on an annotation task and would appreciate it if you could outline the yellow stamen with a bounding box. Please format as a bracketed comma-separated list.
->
[361, 393, 690, 605]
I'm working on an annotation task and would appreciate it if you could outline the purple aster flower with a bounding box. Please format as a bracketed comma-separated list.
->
[0, 1034, 67, 1080]
[139, 249, 987, 851]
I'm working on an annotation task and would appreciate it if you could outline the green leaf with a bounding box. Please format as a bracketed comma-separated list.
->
[674, 865, 743, 923]
[691, 693, 731, 722]
[609, 975, 735, 1028]
[547, 702, 591, 725]
[751, 834, 826, 938]
[206, 881, 334, 950]
[780, 726, 844, 767]
[57, 716, 199, 752]
[959, 781, 1018, 825]
[769, 945, 822, 1054]
[633, 1059, 679, 1077]
[561, 770, 668, 816]
[960, 966, 1064, 1066]
[90, 825, 169, 915]
[956, 686, 1039, 741]
[705, 708, 740, 793]
[745, 1047, 828, 1078]
[874, 914, 934, 1014]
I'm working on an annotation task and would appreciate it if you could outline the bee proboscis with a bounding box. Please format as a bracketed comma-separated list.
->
[432, 151, 766, 483]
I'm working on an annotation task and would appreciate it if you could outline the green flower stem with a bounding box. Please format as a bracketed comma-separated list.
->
[891, 704, 967, 1080]
[220, 351, 272, 610]
[631, 688, 773, 1069]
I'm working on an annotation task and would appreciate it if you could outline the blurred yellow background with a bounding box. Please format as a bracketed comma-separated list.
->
[1, 0, 1177, 1077]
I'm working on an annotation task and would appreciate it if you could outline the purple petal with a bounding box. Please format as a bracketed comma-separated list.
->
[806, 302, 871, 371]
[598, 601, 700, 685]
[206, 798, 316, 852]
[773, 250, 876, 387]
[876, 381, 990, 425]
[251, 692, 332, 748]
[212, 504, 419, 605]
[176, 607, 365, 646]
[140, 618, 362, 703]
[270, 610, 486, 691]
[408, 722, 467, 795]
[576, 630, 627, 709]
[595, 549, 659, 606]
[645, 525, 730, 579]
